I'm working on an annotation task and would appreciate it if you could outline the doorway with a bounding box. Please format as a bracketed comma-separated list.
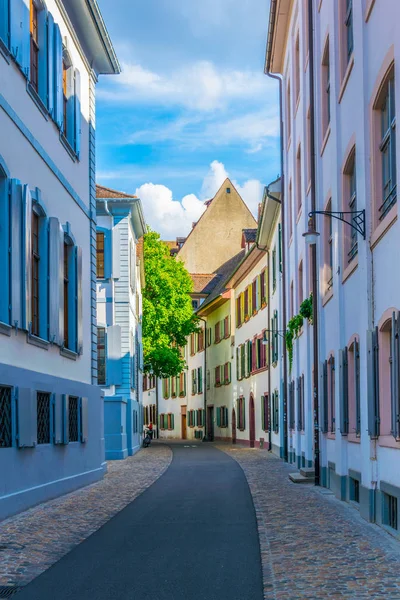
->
[249, 395, 255, 448]
[181, 412, 187, 440]
[232, 409, 236, 444]
[207, 406, 214, 441]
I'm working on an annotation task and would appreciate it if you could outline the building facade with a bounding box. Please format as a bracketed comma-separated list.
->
[0, 0, 119, 519]
[266, 0, 400, 537]
[96, 185, 146, 459]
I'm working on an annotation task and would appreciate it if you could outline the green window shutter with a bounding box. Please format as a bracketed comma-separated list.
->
[236, 347, 239, 380]
[225, 407, 228, 427]
[217, 407, 221, 427]
[228, 362, 231, 383]
[272, 247, 276, 290]
[171, 414, 174, 430]
[278, 223, 282, 273]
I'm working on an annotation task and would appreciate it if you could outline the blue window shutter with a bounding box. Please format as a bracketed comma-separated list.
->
[66, 66, 75, 146]
[10, 0, 29, 73]
[80, 396, 88, 442]
[37, 8, 48, 106]
[0, 177, 10, 324]
[112, 227, 121, 279]
[47, 12, 54, 115]
[74, 69, 81, 156]
[53, 393, 63, 444]
[20, 0, 29, 76]
[107, 325, 122, 386]
[17, 388, 37, 448]
[48, 217, 64, 345]
[10, 179, 23, 328]
[53, 23, 63, 129]
[75, 246, 83, 354]
[22, 185, 32, 331]
[62, 394, 69, 444]
[0, 0, 9, 47]
[38, 214, 49, 340]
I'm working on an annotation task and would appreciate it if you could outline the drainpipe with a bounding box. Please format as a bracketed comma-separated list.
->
[199, 316, 207, 441]
[155, 377, 159, 439]
[265, 6, 288, 462]
[307, 0, 320, 485]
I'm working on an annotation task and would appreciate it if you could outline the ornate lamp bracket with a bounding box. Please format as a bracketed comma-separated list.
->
[308, 209, 365, 240]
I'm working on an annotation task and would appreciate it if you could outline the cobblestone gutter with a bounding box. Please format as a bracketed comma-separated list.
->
[219, 446, 400, 600]
[0, 445, 172, 587]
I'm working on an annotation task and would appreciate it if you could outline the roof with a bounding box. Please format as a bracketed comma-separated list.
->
[96, 184, 137, 199]
[242, 228, 257, 243]
[197, 250, 246, 313]
[265, 0, 293, 75]
[190, 274, 221, 295]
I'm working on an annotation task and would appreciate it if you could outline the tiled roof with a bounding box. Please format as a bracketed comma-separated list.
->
[243, 228, 257, 243]
[197, 250, 246, 310]
[190, 274, 221, 294]
[96, 184, 137, 199]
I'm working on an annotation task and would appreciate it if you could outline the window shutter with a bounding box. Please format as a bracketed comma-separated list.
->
[10, 180, 23, 328]
[391, 313, 400, 439]
[112, 226, 121, 279]
[65, 65, 75, 146]
[339, 348, 349, 435]
[17, 388, 36, 447]
[47, 12, 54, 115]
[38, 8, 48, 106]
[74, 69, 81, 155]
[107, 325, 122, 386]
[80, 396, 88, 442]
[0, 177, 10, 324]
[242, 399, 246, 430]
[48, 217, 64, 345]
[321, 360, 328, 433]
[75, 246, 83, 354]
[52, 393, 63, 444]
[22, 185, 32, 331]
[228, 361, 231, 383]
[53, 23, 63, 129]
[171, 413, 174, 430]
[217, 407, 221, 427]
[225, 407, 228, 427]
[61, 394, 69, 444]
[278, 223, 282, 272]
[367, 328, 380, 438]
[0, 0, 9, 46]
[10, 0, 29, 74]
[244, 342, 248, 377]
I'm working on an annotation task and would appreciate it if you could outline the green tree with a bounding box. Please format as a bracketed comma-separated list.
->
[142, 230, 198, 378]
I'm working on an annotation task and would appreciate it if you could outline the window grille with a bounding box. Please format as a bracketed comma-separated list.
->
[37, 392, 50, 444]
[383, 493, 398, 530]
[0, 387, 12, 448]
[69, 396, 79, 442]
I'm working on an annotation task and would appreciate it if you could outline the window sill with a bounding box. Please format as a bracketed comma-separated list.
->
[322, 288, 333, 307]
[338, 54, 354, 104]
[296, 207, 303, 225]
[348, 433, 361, 444]
[318, 0, 323, 11]
[365, 0, 376, 21]
[295, 94, 300, 117]
[0, 38, 10, 63]
[327, 432, 336, 440]
[60, 347, 78, 360]
[0, 322, 11, 337]
[342, 256, 358, 283]
[306, 180, 311, 196]
[289, 234, 293, 247]
[370, 204, 397, 250]
[320, 125, 331, 156]
[27, 83, 49, 121]
[287, 135, 292, 151]
[27, 333, 49, 350]
[60, 133, 79, 162]
[378, 435, 400, 449]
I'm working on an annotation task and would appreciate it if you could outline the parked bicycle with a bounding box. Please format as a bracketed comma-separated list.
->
[142, 427, 153, 448]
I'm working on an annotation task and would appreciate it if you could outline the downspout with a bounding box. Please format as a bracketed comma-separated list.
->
[265, 0, 288, 462]
[155, 378, 159, 439]
[199, 316, 207, 441]
[307, 0, 320, 485]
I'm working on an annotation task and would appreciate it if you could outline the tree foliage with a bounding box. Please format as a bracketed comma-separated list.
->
[142, 230, 198, 378]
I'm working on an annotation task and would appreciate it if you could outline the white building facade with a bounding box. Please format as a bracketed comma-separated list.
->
[0, 0, 119, 519]
[266, 0, 400, 536]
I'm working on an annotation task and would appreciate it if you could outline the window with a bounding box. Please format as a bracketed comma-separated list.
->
[223, 362, 231, 384]
[348, 338, 360, 436]
[343, 149, 357, 263]
[215, 366, 221, 387]
[295, 34, 300, 105]
[224, 316, 230, 339]
[37, 392, 50, 444]
[298, 261, 304, 308]
[171, 376, 177, 398]
[163, 378, 170, 399]
[328, 354, 336, 433]
[244, 288, 249, 318]
[286, 80, 291, 144]
[30, 0, 39, 93]
[350, 477, 360, 503]
[97, 327, 106, 386]
[238, 397, 245, 430]
[32, 211, 40, 336]
[63, 242, 70, 349]
[297, 375, 305, 431]
[191, 369, 197, 395]
[179, 372, 186, 397]
[383, 493, 398, 530]
[290, 281, 294, 319]
[192, 299, 199, 309]
[272, 246, 277, 292]
[261, 394, 269, 432]
[206, 369, 210, 390]
[379, 71, 397, 220]
[288, 180, 293, 241]
[62, 59, 69, 137]
[271, 311, 279, 364]
[296, 145, 302, 214]
[215, 322, 220, 344]
[289, 381, 295, 430]
[236, 295, 242, 327]
[322, 38, 330, 137]
[167, 413, 174, 430]
[197, 367, 203, 393]
[198, 328, 204, 351]
[324, 200, 333, 293]
[344, 0, 353, 64]
[68, 396, 79, 442]
[96, 232, 105, 278]
[217, 407, 228, 428]
[260, 270, 267, 305]
[306, 108, 312, 186]
[272, 390, 279, 434]
[226, 187, 231, 194]
[197, 409, 205, 427]
[0, 386, 12, 448]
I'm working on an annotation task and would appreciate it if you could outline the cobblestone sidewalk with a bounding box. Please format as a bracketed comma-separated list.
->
[219, 446, 400, 600]
[0, 444, 172, 587]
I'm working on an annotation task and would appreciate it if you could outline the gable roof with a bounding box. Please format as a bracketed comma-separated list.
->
[242, 228, 257, 244]
[190, 274, 220, 295]
[96, 184, 137, 199]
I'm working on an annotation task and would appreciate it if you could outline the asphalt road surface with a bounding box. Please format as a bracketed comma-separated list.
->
[16, 443, 264, 600]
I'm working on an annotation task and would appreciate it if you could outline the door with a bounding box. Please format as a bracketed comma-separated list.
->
[232, 409, 236, 444]
[207, 406, 214, 441]
[181, 414, 187, 440]
[249, 394, 255, 448]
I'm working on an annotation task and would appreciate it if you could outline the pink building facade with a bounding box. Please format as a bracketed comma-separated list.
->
[267, 0, 400, 537]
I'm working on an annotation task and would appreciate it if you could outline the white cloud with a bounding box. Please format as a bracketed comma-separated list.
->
[135, 160, 263, 238]
[98, 60, 270, 112]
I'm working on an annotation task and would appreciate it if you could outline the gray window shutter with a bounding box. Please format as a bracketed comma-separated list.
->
[75, 246, 83, 354]
[321, 360, 328, 433]
[107, 325, 122, 386]
[37, 7, 48, 106]
[17, 388, 37, 448]
[339, 348, 349, 435]
[10, 179, 23, 328]
[23, 185, 32, 331]
[48, 218, 64, 345]
[367, 328, 380, 438]
[112, 227, 121, 279]
[74, 69, 81, 155]
[355, 340, 361, 435]
[391, 312, 400, 439]
[53, 393, 63, 444]
[62, 394, 69, 444]
[80, 396, 88, 442]
[47, 12, 54, 116]
[0, 177, 10, 325]
[53, 23, 63, 129]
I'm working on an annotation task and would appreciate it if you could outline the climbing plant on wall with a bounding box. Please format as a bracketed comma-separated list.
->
[285, 294, 313, 372]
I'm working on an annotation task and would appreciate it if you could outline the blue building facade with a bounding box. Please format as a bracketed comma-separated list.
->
[96, 186, 146, 459]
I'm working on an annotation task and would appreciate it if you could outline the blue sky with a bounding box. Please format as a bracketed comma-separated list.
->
[96, 0, 279, 237]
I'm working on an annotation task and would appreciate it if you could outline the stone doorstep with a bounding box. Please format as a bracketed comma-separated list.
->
[300, 467, 315, 478]
[289, 472, 315, 484]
